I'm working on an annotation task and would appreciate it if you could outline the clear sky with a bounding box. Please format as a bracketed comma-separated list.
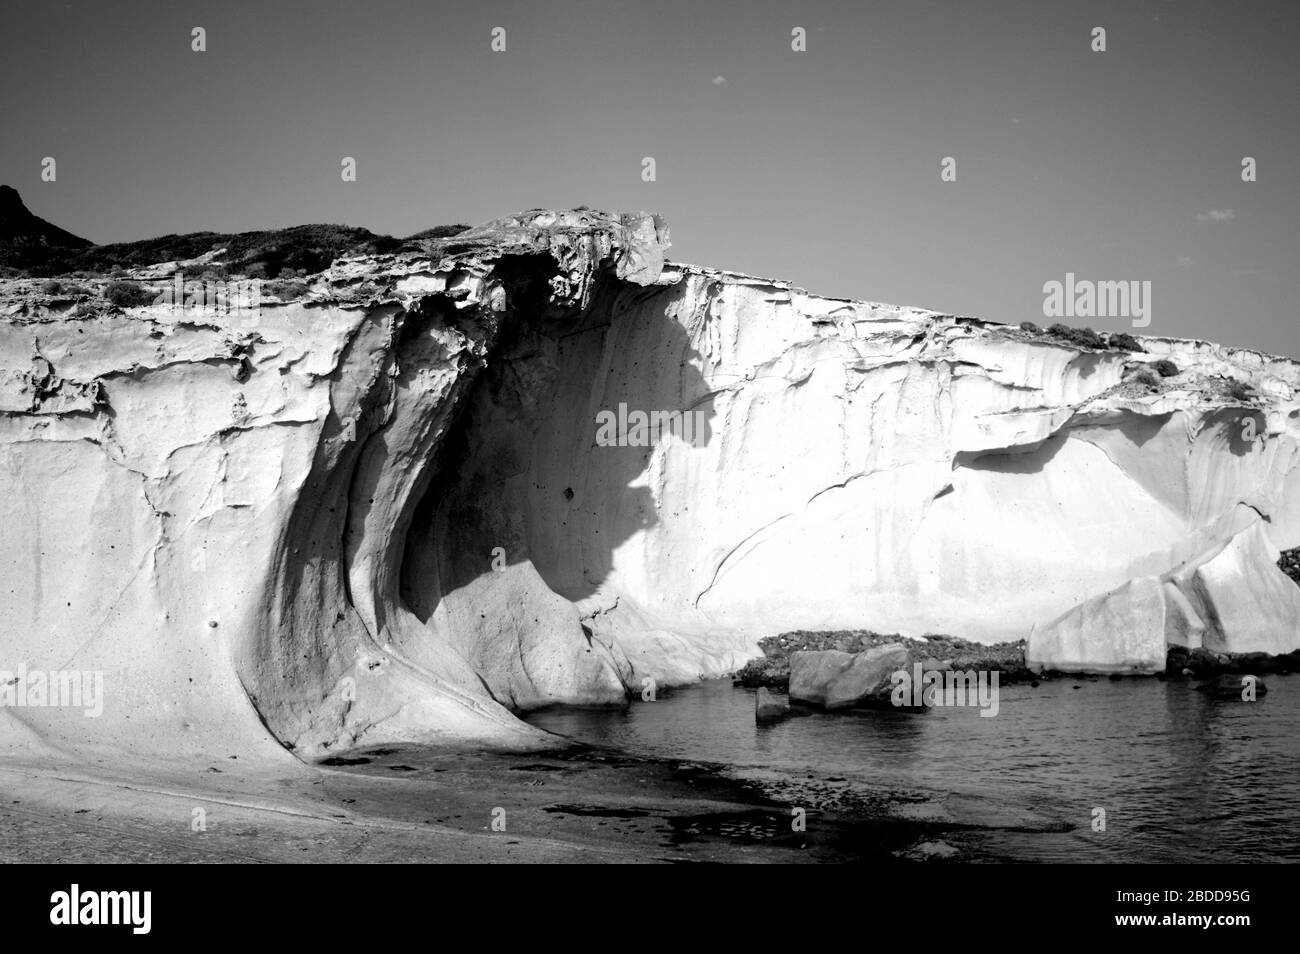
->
[2, 0, 1296, 355]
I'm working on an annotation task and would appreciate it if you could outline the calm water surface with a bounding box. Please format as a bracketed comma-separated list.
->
[526, 674, 1300, 862]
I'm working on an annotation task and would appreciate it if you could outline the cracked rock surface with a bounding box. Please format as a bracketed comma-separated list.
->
[2, 208, 1297, 760]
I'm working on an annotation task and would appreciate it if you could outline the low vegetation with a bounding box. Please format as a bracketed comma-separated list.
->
[263, 279, 310, 299]
[1227, 380, 1256, 402]
[39, 278, 89, 297]
[405, 223, 473, 241]
[1019, 321, 1148, 354]
[1107, 332, 1143, 352]
[1046, 323, 1106, 349]
[1126, 366, 1161, 389]
[103, 280, 156, 308]
[2, 222, 474, 279]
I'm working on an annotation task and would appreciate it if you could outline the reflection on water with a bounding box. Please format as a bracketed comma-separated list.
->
[525, 674, 1300, 862]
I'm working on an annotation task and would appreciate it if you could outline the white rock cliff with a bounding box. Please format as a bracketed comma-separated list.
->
[2, 209, 1297, 759]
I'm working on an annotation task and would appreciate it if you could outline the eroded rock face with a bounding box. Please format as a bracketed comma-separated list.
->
[1, 207, 1297, 758]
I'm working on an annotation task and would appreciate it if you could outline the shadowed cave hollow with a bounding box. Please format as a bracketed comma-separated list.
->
[393, 255, 717, 710]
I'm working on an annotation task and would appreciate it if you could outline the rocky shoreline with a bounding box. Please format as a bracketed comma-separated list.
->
[1280, 547, 1300, 587]
[733, 549, 1300, 698]
[734, 630, 1033, 690]
[734, 628, 1300, 696]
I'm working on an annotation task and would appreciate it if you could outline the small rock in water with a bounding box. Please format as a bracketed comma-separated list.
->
[755, 687, 790, 723]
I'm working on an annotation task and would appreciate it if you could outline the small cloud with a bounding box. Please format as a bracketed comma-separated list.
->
[1175, 256, 1195, 269]
[711, 75, 727, 86]
[1196, 209, 1234, 223]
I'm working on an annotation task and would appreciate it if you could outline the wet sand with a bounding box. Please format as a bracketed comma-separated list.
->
[0, 740, 995, 863]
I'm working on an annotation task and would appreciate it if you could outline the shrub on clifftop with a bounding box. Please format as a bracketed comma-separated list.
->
[1047, 323, 1106, 350]
[1107, 332, 1144, 352]
[103, 280, 156, 308]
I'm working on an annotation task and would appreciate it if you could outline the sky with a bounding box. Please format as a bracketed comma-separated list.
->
[1, 0, 1297, 355]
